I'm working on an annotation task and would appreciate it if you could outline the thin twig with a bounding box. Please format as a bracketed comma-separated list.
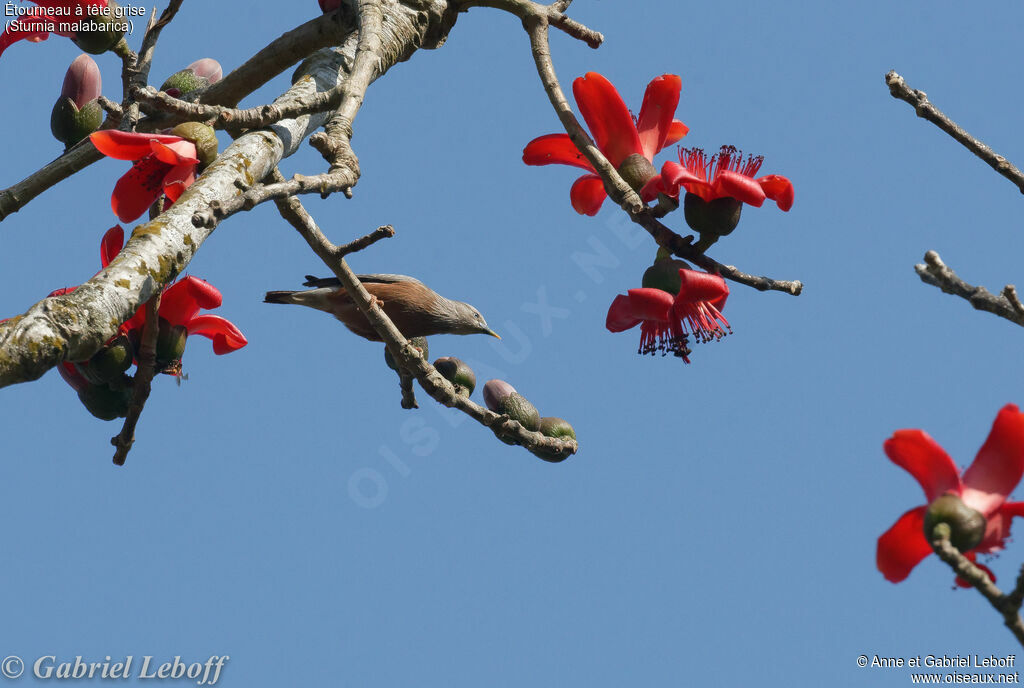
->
[269, 169, 577, 462]
[885, 71, 1024, 195]
[915, 250, 1024, 327]
[931, 525, 1024, 647]
[111, 293, 161, 466]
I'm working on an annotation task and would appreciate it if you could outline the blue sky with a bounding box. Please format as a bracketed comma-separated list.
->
[2, 1, 1024, 686]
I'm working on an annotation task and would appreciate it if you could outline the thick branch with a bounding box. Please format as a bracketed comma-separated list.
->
[915, 250, 1024, 327]
[0, 1, 449, 387]
[885, 71, 1024, 195]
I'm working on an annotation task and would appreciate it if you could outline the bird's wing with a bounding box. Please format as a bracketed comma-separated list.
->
[302, 273, 425, 288]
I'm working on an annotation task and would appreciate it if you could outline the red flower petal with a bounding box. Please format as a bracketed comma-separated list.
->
[877, 505, 932, 583]
[713, 170, 767, 207]
[570, 174, 607, 216]
[676, 269, 729, 304]
[639, 174, 666, 203]
[149, 139, 199, 166]
[757, 174, 794, 211]
[636, 74, 681, 161]
[661, 160, 712, 201]
[0, 16, 52, 58]
[57, 361, 90, 393]
[48, 286, 76, 297]
[100, 225, 124, 268]
[111, 157, 167, 223]
[606, 294, 642, 332]
[625, 288, 674, 322]
[572, 72, 643, 168]
[159, 276, 222, 327]
[663, 119, 689, 148]
[90, 130, 185, 161]
[961, 404, 1024, 516]
[884, 429, 962, 502]
[186, 314, 247, 354]
[162, 164, 196, 203]
[983, 500, 1024, 551]
[522, 134, 596, 173]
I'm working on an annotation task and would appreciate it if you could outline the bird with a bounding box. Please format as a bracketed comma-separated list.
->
[264, 273, 501, 341]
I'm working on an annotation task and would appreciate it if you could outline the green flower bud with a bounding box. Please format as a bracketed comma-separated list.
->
[384, 337, 428, 371]
[71, 0, 127, 55]
[539, 416, 576, 440]
[924, 494, 987, 553]
[77, 378, 132, 421]
[170, 121, 218, 168]
[483, 380, 540, 433]
[617, 153, 657, 193]
[51, 54, 103, 149]
[433, 357, 476, 397]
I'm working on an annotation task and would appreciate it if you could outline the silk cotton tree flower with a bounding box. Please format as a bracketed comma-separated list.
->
[877, 404, 1024, 586]
[644, 145, 794, 251]
[605, 268, 730, 363]
[98, 227, 247, 375]
[90, 123, 218, 223]
[523, 72, 689, 216]
[0, 0, 126, 58]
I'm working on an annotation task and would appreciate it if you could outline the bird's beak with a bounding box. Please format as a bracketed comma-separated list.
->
[484, 328, 501, 339]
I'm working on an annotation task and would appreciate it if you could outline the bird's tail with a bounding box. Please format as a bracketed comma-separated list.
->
[263, 288, 337, 314]
[264, 290, 300, 305]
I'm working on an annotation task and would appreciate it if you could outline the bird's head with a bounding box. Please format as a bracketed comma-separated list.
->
[449, 300, 501, 339]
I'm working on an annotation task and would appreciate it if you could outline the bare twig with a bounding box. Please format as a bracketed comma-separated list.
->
[461, 0, 603, 48]
[886, 71, 1024, 195]
[111, 293, 161, 466]
[931, 525, 1024, 647]
[915, 250, 1024, 327]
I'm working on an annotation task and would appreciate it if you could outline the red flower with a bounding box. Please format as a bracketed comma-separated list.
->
[877, 404, 1024, 585]
[645, 145, 794, 212]
[89, 130, 200, 223]
[605, 268, 729, 362]
[523, 72, 689, 216]
[100, 227, 247, 363]
[0, 0, 107, 58]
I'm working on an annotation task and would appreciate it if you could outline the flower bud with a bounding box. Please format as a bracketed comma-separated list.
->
[617, 153, 657, 193]
[924, 494, 987, 552]
[384, 337, 428, 371]
[433, 357, 475, 397]
[683, 192, 743, 239]
[319, 0, 343, 11]
[484, 380, 540, 432]
[76, 378, 132, 421]
[51, 54, 103, 149]
[539, 416, 576, 440]
[170, 122, 218, 168]
[71, 0, 127, 54]
[160, 58, 222, 98]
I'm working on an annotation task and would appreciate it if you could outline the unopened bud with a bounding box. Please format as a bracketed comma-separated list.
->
[539, 416, 576, 440]
[87, 335, 134, 382]
[433, 357, 475, 397]
[76, 378, 132, 420]
[160, 58, 222, 98]
[484, 380, 540, 432]
[155, 319, 188, 372]
[71, 0, 127, 54]
[51, 54, 103, 149]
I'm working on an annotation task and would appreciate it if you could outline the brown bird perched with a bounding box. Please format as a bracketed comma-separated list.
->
[264, 274, 500, 341]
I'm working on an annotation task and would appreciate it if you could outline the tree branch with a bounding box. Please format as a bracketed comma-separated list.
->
[270, 182, 577, 462]
[111, 293, 161, 466]
[915, 250, 1024, 327]
[885, 71, 1024, 195]
[930, 525, 1024, 647]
